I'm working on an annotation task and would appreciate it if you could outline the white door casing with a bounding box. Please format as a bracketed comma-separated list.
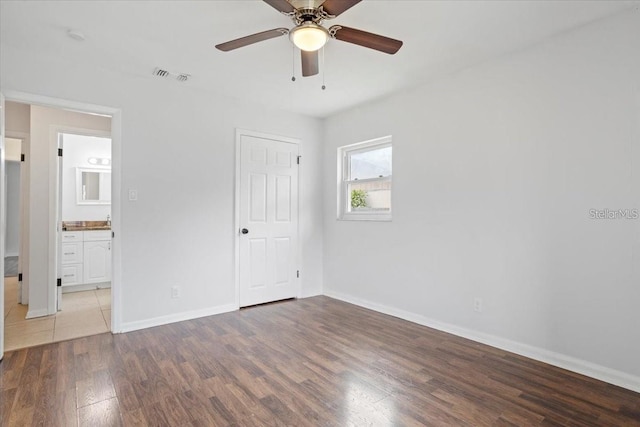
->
[237, 130, 299, 307]
[56, 132, 63, 311]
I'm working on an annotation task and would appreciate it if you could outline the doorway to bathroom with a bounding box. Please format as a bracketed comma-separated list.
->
[58, 132, 112, 293]
[56, 131, 112, 334]
[1, 97, 119, 354]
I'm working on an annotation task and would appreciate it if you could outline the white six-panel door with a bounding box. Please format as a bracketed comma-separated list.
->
[238, 132, 299, 307]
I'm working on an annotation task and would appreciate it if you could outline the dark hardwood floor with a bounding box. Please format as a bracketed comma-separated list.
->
[1, 296, 639, 426]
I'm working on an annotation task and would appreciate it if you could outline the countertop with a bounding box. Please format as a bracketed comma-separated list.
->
[62, 221, 111, 231]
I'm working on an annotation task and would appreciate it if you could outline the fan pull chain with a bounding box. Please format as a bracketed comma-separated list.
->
[291, 46, 296, 82]
[321, 46, 326, 90]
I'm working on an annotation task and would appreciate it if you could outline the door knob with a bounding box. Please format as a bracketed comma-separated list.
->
[241, 228, 249, 234]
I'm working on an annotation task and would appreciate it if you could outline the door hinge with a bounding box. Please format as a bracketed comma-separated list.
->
[21, 153, 25, 162]
[297, 270, 300, 278]
[297, 155, 301, 165]
[57, 278, 62, 287]
[112, 231, 115, 238]
[58, 148, 63, 157]
[18, 273, 23, 282]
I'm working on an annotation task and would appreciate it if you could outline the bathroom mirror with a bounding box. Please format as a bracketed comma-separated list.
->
[76, 167, 111, 205]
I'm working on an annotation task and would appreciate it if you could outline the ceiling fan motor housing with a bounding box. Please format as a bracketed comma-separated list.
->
[291, 7, 332, 25]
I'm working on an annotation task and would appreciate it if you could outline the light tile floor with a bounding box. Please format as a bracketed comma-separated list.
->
[3, 277, 111, 351]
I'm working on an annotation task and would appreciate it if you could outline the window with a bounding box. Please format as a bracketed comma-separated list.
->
[338, 136, 392, 221]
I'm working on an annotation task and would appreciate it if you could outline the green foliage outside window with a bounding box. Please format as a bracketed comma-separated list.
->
[351, 189, 367, 208]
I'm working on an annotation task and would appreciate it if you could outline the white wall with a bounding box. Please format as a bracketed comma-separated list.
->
[5, 101, 29, 134]
[5, 161, 20, 256]
[1, 41, 324, 328]
[323, 10, 640, 388]
[62, 134, 111, 221]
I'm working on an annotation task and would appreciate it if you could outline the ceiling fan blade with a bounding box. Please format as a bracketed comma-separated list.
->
[321, 0, 362, 17]
[329, 25, 402, 54]
[263, 0, 295, 14]
[301, 50, 319, 77]
[215, 28, 289, 52]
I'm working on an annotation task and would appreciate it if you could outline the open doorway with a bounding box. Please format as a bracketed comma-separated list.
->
[57, 132, 112, 331]
[3, 138, 21, 274]
[3, 137, 23, 328]
[2, 99, 116, 352]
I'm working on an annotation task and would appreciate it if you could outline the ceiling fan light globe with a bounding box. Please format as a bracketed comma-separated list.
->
[290, 23, 329, 52]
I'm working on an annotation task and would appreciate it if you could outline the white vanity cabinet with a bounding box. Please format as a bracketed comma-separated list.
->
[60, 230, 111, 288]
[83, 231, 112, 284]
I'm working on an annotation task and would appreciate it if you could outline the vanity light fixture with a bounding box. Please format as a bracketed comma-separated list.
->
[88, 157, 111, 166]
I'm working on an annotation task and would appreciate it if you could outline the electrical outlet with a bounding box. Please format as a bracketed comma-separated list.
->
[171, 286, 180, 299]
[474, 297, 483, 313]
[128, 189, 138, 201]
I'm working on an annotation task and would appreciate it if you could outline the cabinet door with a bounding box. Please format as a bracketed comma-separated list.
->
[83, 241, 111, 284]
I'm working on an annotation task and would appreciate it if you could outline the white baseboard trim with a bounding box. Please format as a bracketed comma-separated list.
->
[324, 289, 640, 393]
[61, 282, 111, 293]
[25, 308, 50, 319]
[117, 303, 237, 333]
[299, 290, 322, 299]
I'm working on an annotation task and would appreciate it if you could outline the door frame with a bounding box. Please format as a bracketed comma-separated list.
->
[55, 127, 112, 312]
[1, 90, 123, 333]
[234, 128, 302, 309]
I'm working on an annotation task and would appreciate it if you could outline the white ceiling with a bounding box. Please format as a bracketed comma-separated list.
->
[0, 1, 635, 118]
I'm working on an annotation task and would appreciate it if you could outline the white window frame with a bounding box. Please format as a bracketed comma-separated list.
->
[337, 135, 392, 221]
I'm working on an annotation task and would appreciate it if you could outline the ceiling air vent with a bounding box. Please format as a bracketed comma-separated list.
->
[152, 67, 170, 78]
[152, 67, 190, 82]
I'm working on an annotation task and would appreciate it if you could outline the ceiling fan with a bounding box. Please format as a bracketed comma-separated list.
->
[215, 0, 403, 77]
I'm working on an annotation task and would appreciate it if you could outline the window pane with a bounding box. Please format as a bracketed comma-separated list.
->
[348, 180, 391, 212]
[349, 146, 392, 180]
